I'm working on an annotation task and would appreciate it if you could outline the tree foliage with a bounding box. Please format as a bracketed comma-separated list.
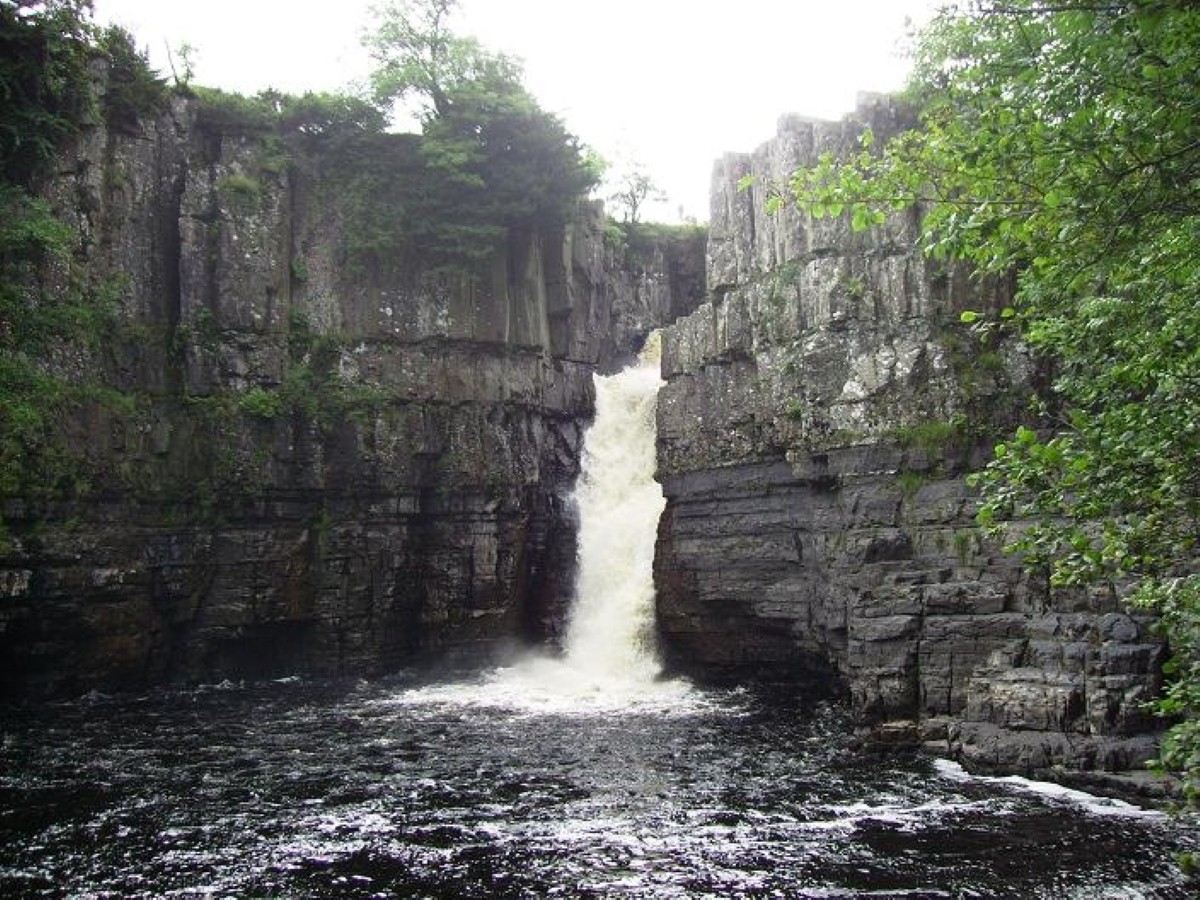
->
[192, 86, 386, 140]
[0, 0, 96, 184]
[607, 164, 666, 225]
[784, 0, 1200, 803]
[366, 0, 487, 122]
[97, 23, 168, 133]
[363, 0, 599, 262]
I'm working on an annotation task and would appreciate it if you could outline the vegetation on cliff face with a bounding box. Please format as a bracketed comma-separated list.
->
[0, 1, 166, 542]
[785, 0, 1200, 812]
[190, 86, 386, 140]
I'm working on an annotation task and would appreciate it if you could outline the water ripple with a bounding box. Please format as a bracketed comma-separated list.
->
[4, 678, 1196, 898]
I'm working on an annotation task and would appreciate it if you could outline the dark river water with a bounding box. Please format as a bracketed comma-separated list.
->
[2, 667, 1197, 899]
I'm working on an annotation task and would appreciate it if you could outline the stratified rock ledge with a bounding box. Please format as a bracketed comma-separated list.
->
[654, 96, 1167, 780]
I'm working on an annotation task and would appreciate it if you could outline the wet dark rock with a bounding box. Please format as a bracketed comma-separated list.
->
[0, 90, 705, 699]
[654, 95, 1168, 778]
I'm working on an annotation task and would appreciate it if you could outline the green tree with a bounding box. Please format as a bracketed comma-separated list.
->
[607, 164, 666, 224]
[783, 0, 1200, 807]
[98, 24, 167, 133]
[366, 0, 492, 122]
[276, 92, 386, 138]
[0, 0, 95, 184]
[363, 0, 599, 263]
[166, 40, 197, 89]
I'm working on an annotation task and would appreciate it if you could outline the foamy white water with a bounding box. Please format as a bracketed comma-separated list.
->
[392, 334, 697, 713]
[933, 759, 1164, 819]
[562, 334, 666, 684]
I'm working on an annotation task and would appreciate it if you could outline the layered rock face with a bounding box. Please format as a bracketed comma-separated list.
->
[0, 92, 704, 697]
[655, 96, 1165, 777]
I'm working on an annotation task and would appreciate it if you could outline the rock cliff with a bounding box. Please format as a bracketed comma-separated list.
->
[654, 96, 1166, 780]
[0, 85, 704, 698]
[1, 72, 1170, 785]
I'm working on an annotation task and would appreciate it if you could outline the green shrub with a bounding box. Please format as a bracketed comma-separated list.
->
[192, 86, 277, 134]
[218, 173, 263, 210]
[892, 418, 964, 450]
[238, 387, 285, 420]
[897, 470, 927, 499]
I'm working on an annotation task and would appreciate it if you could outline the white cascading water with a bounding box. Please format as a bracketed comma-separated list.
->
[560, 332, 666, 686]
[391, 332, 693, 711]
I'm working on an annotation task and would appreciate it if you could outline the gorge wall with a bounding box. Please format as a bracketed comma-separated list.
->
[0, 83, 704, 698]
[654, 96, 1167, 780]
[0, 69, 1171, 787]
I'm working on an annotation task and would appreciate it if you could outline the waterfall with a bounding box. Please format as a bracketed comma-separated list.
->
[561, 333, 666, 685]
[395, 333, 688, 710]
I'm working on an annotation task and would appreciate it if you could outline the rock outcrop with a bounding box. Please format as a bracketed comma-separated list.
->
[0, 87, 705, 698]
[654, 96, 1166, 779]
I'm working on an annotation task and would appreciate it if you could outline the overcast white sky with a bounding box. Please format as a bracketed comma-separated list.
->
[93, 0, 939, 222]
